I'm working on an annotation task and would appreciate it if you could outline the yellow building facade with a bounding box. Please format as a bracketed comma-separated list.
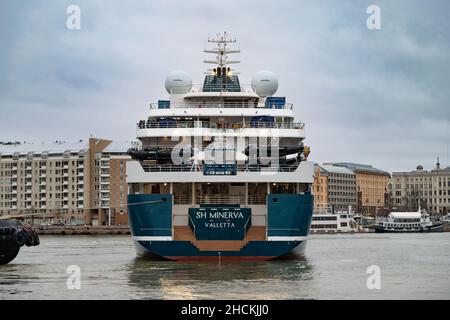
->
[313, 165, 328, 208]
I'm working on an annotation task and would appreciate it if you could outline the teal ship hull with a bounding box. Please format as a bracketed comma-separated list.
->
[128, 193, 313, 261]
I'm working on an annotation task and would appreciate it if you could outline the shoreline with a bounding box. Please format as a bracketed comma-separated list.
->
[33, 223, 450, 236]
[36, 225, 131, 235]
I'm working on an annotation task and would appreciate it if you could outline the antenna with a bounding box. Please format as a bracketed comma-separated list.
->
[204, 32, 240, 71]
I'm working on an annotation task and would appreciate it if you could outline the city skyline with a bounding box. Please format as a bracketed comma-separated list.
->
[1, 0, 449, 173]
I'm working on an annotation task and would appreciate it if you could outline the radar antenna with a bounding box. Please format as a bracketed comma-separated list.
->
[204, 32, 240, 75]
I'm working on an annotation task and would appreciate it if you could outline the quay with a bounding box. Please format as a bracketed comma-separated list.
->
[36, 225, 131, 235]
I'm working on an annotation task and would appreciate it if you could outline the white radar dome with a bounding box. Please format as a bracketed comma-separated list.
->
[165, 70, 192, 94]
[251, 70, 278, 97]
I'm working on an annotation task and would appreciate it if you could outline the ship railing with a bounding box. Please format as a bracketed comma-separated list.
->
[237, 164, 298, 172]
[141, 164, 195, 172]
[137, 120, 304, 130]
[149, 102, 294, 110]
[248, 195, 266, 205]
[174, 194, 193, 205]
[313, 204, 333, 214]
[141, 164, 299, 173]
[195, 195, 246, 205]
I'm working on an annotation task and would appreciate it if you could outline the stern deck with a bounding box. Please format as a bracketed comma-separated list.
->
[173, 226, 266, 251]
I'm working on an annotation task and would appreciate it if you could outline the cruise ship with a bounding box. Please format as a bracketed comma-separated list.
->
[126, 32, 314, 260]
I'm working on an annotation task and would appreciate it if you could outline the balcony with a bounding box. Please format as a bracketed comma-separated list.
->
[149, 101, 294, 110]
[100, 201, 110, 208]
[141, 163, 300, 173]
[137, 120, 304, 130]
[126, 160, 315, 184]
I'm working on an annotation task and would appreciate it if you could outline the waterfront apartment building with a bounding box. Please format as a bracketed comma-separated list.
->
[315, 164, 357, 212]
[325, 163, 390, 215]
[0, 138, 132, 225]
[390, 161, 450, 214]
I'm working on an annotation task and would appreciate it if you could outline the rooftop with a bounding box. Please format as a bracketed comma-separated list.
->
[0, 140, 89, 156]
[392, 166, 450, 176]
[324, 162, 390, 176]
[320, 164, 355, 175]
[0, 138, 134, 156]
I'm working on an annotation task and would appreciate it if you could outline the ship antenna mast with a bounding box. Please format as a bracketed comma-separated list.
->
[203, 31, 240, 74]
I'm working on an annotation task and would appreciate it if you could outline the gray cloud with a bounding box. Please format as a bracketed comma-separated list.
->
[0, 0, 449, 172]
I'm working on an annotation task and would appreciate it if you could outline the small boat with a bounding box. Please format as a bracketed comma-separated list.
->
[0, 220, 40, 264]
[375, 205, 444, 233]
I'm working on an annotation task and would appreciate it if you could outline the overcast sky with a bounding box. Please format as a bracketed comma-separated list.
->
[0, 0, 449, 172]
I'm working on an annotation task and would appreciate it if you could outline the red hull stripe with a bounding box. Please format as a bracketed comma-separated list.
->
[165, 256, 275, 261]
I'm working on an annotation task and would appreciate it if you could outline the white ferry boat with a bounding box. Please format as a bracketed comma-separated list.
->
[310, 205, 357, 233]
[375, 205, 444, 233]
[125, 32, 314, 260]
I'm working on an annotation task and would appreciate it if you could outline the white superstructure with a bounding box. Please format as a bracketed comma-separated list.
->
[127, 32, 314, 231]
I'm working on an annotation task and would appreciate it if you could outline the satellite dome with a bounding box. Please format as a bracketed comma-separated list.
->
[251, 70, 278, 97]
[165, 70, 192, 94]
[417, 165, 423, 171]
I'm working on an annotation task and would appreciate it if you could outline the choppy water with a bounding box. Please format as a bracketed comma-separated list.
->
[1, 233, 449, 299]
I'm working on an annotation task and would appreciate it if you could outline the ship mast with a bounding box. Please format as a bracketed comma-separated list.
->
[204, 32, 240, 74]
